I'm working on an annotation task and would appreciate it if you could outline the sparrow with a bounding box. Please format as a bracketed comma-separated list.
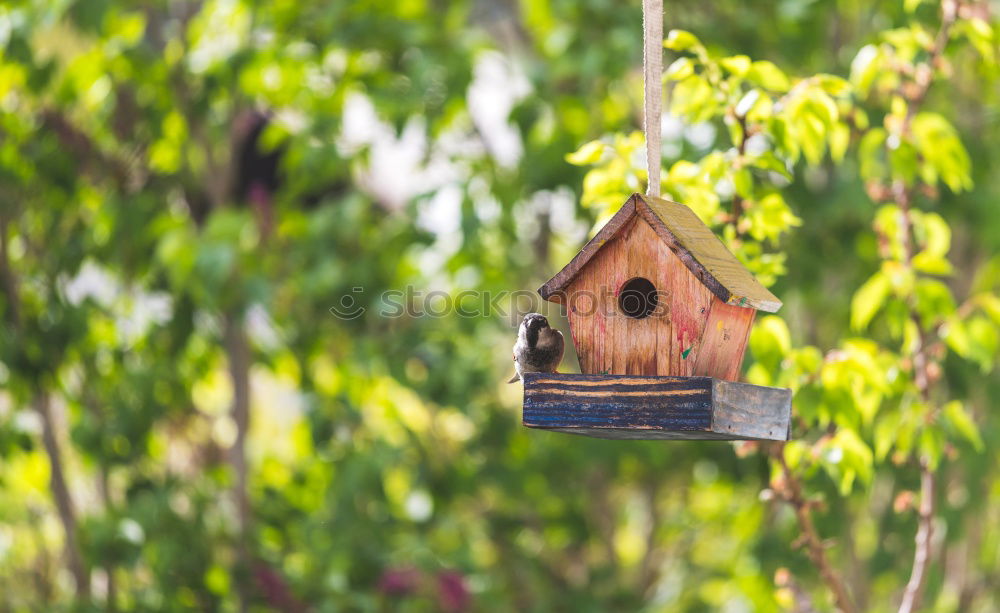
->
[508, 313, 564, 383]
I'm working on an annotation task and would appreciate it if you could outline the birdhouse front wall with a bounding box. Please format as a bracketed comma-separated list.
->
[563, 214, 754, 379]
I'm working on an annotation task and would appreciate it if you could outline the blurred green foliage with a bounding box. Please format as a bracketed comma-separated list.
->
[0, 0, 999, 611]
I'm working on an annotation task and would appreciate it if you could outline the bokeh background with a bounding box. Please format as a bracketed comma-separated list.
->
[1, 0, 1000, 611]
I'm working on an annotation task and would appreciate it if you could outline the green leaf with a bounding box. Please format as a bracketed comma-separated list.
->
[941, 315, 997, 371]
[746, 91, 773, 121]
[670, 75, 715, 121]
[782, 441, 809, 470]
[786, 91, 835, 165]
[967, 18, 994, 41]
[943, 400, 983, 451]
[943, 317, 972, 358]
[821, 429, 874, 494]
[967, 316, 999, 371]
[664, 30, 701, 52]
[850, 44, 883, 94]
[750, 151, 792, 180]
[665, 57, 695, 81]
[851, 271, 890, 331]
[874, 411, 901, 460]
[745, 193, 801, 243]
[911, 112, 972, 192]
[889, 141, 918, 185]
[979, 293, 1000, 326]
[859, 127, 887, 181]
[960, 18, 995, 61]
[919, 427, 944, 469]
[746, 61, 790, 92]
[829, 122, 850, 163]
[913, 278, 956, 327]
[726, 115, 744, 148]
[565, 141, 606, 165]
[749, 315, 792, 371]
[836, 429, 873, 485]
[720, 55, 751, 77]
[972, 256, 1000, 293]
[816, 74, 851, 96]
[911, 252, 953, 275]
[916, 212, 951, 257]
[733, 168, 752, 199]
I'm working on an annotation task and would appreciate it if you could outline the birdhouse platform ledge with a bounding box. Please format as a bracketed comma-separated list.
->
[522, 372, 791, 441]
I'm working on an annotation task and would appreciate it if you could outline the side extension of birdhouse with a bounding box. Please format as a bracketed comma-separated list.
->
[538, 193, 780, 380]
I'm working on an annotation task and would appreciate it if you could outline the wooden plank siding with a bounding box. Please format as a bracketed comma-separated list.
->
[691, 299, 755, 380]
[563, 215, 714, 377]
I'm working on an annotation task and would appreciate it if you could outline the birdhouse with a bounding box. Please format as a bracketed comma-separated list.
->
[522, 193, 792, 441]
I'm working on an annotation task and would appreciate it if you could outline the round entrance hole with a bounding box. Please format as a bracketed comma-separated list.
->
[618, 277, 658, 319]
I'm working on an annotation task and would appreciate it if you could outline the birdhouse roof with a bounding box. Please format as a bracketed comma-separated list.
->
[538, 193, 782, 312]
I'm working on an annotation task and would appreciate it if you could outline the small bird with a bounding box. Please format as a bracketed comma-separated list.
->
[508, 313, 564, 383]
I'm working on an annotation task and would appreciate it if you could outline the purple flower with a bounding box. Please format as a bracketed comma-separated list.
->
[253, 562, 303, 613]
[436, 570, 470, 612]
[378, 567, 420, 597]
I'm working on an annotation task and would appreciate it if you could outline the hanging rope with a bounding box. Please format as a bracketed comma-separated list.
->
[642, 0, 663, 197]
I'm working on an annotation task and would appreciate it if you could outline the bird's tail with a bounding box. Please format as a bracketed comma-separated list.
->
[507, 373, 520, 384]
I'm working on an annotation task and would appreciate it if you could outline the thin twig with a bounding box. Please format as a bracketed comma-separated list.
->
[899, 459, 936, 613]
[35, 394, 90, 599]
[638, 479, 663, 595]
[890, 4, 957, 610]
[730, 113, 749, 232]
[225, 313, 253, 613]
[772, 443, 857, 613]
[0, 215, 20, 327]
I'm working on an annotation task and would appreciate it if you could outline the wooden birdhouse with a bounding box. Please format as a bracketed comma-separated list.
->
[522, 193, 792, 441]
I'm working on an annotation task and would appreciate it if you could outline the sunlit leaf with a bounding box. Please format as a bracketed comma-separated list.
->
[565, 140, 606, 165]
[943, 400, 983, 451]
[665, 57, 695, 81]
[746, 61, 790, 92]
[664, 29, 701, 52]
[720, 55, 751, 77]
[851, 271, 890, 331]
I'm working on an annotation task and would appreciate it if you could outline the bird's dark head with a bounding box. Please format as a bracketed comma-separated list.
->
[519, 313, 549, 346]
[521, 313, 549, 332]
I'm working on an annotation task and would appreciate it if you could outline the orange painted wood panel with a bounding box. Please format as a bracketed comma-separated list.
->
[691, 298, 755, 381]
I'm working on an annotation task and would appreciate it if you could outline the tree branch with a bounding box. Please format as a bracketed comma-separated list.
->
[898, 459, 936, 613]
[35, 393, 90, 599]
[0, 215, 20, 328]
[730, 112, 749, 231]
[225, 312, 253, 612]
[2, 210, 89, 600]
[887, 5, 956, 610]
[638, 478, 664, 596]
[772, 443, 857, 613]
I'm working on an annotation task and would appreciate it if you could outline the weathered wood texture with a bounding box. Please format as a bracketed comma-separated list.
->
[711, 377, 791, 440]
[522, 372, 791, 441]
[556, 213, 756, 379]
[636, 194, 781, 312]
[691, 299, 755, 380]
[564, 214, 714, 377]
[539, 193, 781, 312]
